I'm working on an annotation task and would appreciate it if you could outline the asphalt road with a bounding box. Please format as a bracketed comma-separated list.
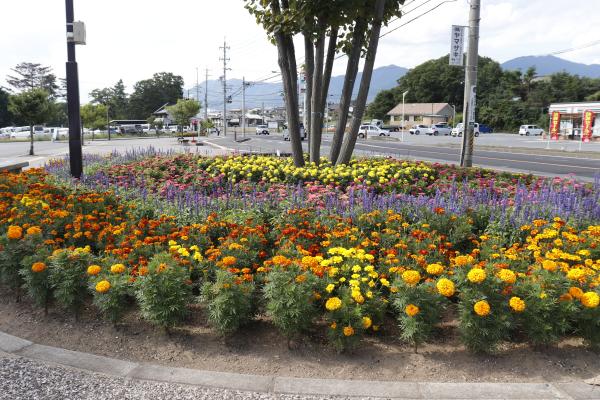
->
[207, 133, 600, 181]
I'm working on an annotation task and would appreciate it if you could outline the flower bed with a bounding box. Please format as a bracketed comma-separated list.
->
[1, 168, 599, 353]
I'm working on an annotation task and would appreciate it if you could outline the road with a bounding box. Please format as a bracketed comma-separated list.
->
[205, 133, 600, 181]
[0, 134, 598, 181]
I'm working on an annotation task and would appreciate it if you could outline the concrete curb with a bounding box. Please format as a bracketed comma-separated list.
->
[1, 330, 599, 399]
[200, 139, 235, 152]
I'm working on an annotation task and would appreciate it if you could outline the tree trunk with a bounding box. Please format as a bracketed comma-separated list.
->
[29, 125, 34, 156]
[329, 19, 366, 163]
[320, 26, 339, 108]
[303, 32, 314, 153]
[309, 21, 326, 164]
[337, 0, 386, 165]
[271, 1, 304, 167]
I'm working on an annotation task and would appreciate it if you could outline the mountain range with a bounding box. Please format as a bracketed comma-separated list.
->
[191, 55, 599, 110]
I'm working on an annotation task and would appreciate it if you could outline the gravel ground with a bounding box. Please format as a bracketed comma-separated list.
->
[0, 353, 360, 400]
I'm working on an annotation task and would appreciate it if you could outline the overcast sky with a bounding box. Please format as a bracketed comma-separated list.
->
[1, 0, 599, 103]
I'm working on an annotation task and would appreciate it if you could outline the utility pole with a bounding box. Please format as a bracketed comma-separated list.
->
[196, 67, 200, 139]
[261, 102, 265, 126]
[242, 77, 246, 140]
[65, 0, 84, 178]
[220, 39, 230, 137]
[459, 0, 481, 167]
[204, 68, 209, 126]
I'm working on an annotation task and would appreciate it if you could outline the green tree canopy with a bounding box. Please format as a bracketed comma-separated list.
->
[166, 99, 201, 130]
[8, 89, 52, 155]
[7, 63, 59, 98]
[81, 104, 109, 131]
[0, 87, 12, 127]
[128, 73, 184, 119]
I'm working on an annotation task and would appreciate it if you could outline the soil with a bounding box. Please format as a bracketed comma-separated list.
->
[1, 291, 599, 383]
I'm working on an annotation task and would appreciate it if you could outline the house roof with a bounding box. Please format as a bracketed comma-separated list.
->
[387, 103, 452, 116]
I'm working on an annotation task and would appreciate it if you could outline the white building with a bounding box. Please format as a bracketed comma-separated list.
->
[548, 102, 600, 140]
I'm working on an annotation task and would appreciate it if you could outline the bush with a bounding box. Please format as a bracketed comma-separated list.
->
[134, 252, 192, 330]
[263, 265, 320, 341]
[0, 226, 43, 297]
[48, 247, 96, 316]
[201, 269, 255, 336]
[89, 261, 134, 325]
[19, 249, 52, 312]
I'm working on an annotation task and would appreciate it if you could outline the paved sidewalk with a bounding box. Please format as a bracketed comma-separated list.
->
[1, 331, 599, 399]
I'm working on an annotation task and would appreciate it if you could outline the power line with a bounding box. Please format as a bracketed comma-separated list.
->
[543, 39, 600, 56]
[380, 0, 458, 39]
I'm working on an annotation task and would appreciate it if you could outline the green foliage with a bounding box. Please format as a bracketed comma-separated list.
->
[90, 79, 129, 120]
[0, 87, 12, 127]
[0, 229, 43, 292]
[90, 261, 133, 324]
[392, 280, 446, 350]
[19, 249, 53, 310]
[8, 88, 52, 126]
[48, 248, 96, 315]
[128, 72, 184, 119]
[6, 62, 59, 98]
[81, 104, 109, 131]
[134, 252, 192, 329]
[201, 269, 256, 336]
[263, 266, 320, 339]
[324, 288, 365, 353]
[166, 99, 201, 129]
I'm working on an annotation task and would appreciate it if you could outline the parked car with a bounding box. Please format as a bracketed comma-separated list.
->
[409, 124, 429, 135]
[382, 125, 400, 132]
[256, 125, 270, 135]
[283, 124, 306, 141]
[358, 124, 390, 138]
[479, 124, 493, 134]
[427, 123, 452, 136]
[519, 124, 544, 136]
[451, 122, 480, 137]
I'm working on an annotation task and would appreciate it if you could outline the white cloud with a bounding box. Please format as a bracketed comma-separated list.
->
[1, 0, 599, 101]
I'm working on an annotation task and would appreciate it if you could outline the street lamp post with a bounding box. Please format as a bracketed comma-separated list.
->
[65, 0, 84, 178]
[401, 90, 409, 142]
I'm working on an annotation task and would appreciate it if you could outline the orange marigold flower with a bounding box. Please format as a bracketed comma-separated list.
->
[7, 225, 22, 240]
[110, 263, 126, 274]
[295, 274, 306, 283]
[31, 262, 46, 273]
[26, 226, 42, 236]
[222, 256, 237, 266]
[343, 326, 355, 337]
[474, 300, 491, 317]
[405, 304, 420, 317]
[95, 280, 111, 293]
[87, 265, 102, 276]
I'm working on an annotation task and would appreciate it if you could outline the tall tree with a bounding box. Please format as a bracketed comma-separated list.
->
[6, 63, 59, 98]
[81, 104, 109, 131]
[8, 89, 52, 155]
[90, 79, 129, 120]
[128, 73, 184, 119]
[0, 87, 12, 127]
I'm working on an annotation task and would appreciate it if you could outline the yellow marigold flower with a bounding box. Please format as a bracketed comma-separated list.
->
[405, 304, 420, 317]
[110, 263, 126, 274]
[581, 292, 600, 308]
[426, 263, 444, 275]
[474, 300, 490, 316]
[436, 278, 455, 297]
[362, 316, 372, 329]
[569, 287, 584, 299]
[330, 322, 337, 330]
[352, 291, 365, 304]
[325, 297, 342, 311]
[343, 326, 355, 337]
[567, 268, 585, 280]
[509, 296, 526, 312]
[87, 265, 102, 276]
[295, 274, 306, 283]
[497, 269, 516, 285]
[26, 226, 42, 236]
[31, 262, 46, 273]
[542, 259, 557, 272]
[402, 270, 421, 286]
[95, 280, 111, 293]
[467, 268, 486, 284]
[325, 284, 335, 293]
[7, 225, 22, 240]
[380, 278, 390, 287]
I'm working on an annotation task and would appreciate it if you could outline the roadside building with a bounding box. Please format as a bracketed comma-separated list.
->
[548, 102, 600, 140]
[387, 103, 454, 128]
[151, 103, 174, 126]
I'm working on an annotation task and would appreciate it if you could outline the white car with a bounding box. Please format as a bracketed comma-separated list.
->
[451, 123, 480, 137]
[409, 124, 429, 135]
[519, 125, 544, 136]
[427, 123, 452, 136]
[256, 125, 270, 135]
[358, 124, 390, 138]
[283, 124, 306, 141]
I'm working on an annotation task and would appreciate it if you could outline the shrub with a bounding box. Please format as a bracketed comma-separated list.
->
[19, 249, 52, 313]
[0, 226, 44, 298]
[48, 247, 96, 316]
[201, 269, 255, 336]
[89, 261, 134, 325]
[263, 265, 320, 341]
[134, 252, 192, 330]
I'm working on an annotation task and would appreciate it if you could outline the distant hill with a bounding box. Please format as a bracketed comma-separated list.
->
[501, 55, 600, 78]
[188, 64, 407, 110]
